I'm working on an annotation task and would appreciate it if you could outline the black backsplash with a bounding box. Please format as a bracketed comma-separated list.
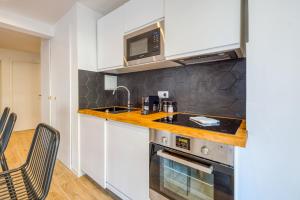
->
[79, 59, 246, 118]
[79, 71, 116, 108]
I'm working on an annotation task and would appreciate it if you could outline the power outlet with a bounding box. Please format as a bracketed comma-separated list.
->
[158, 91, 169, 99]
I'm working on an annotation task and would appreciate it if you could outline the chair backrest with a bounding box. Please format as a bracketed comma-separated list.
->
[0, 113, 17, 156]
[0, 107, 10, 133]
[25, 123, 60, 199]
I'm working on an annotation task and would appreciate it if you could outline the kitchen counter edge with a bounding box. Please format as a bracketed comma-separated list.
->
[78, 109, 247, 148]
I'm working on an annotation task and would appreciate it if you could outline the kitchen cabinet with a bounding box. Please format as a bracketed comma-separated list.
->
[165, 0, 242, 60]
[97, 6, 125, 70]
[97, 0, 164, 70]
[80, 114, 106, 188]
[123, 0, 164, 33]
[107, 121, 149, 200]
[77, 4, 101, 71]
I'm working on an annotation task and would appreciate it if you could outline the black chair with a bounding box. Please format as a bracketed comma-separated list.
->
[0, 123, 60, 200]
[0, 113, 17, 172]
[0, 107, 10, 133]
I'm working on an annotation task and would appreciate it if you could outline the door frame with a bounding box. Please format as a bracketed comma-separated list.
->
[1, 24, 75, 173]
[40, 39, 52, 125]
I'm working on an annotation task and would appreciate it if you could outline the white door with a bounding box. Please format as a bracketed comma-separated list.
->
[12, 61, 41, 131]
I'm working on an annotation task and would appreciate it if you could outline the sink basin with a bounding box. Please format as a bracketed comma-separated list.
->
[91, 106, 138, 114]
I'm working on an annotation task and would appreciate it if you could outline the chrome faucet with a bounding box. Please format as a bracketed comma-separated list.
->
[113, 86, 131, 110]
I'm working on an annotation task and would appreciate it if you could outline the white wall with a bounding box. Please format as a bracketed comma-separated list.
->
[236, 1, 300, 200]
[0, 9, 54, 38]
[0, 27, 41, 54]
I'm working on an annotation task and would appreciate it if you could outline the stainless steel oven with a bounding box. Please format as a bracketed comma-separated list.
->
[149, 130, 234, 200]
[124, 21, 165, 66]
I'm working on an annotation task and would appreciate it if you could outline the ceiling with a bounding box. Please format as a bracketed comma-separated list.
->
[78, 0, 128, 16]
[0, 27, 41, 53]
[0, 0, 128, 25]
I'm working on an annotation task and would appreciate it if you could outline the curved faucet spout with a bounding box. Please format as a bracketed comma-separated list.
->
[112, 86, 131, 110]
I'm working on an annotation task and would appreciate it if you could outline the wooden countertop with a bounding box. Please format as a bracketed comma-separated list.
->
[78, 109, 247, 147]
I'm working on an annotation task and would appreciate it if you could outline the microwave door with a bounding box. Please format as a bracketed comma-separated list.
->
[129, 38, 149, 59]
[124, 21, 165, 67]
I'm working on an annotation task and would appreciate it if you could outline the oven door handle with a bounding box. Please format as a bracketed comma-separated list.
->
[157, 150, 213, 174]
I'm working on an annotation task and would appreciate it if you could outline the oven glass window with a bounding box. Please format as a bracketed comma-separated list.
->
[160, 157, 214, 200]
[129, 38, 148, 57]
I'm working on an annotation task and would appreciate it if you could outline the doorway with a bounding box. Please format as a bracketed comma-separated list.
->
[0, 26, 71, 170]
[0, 27, 42, 131]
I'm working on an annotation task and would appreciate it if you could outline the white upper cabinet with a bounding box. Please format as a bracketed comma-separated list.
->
[97, 0, 164, 70]
[165, 0, 242, 60]
[77, 4, 101, 71]
[97, 6, 126, 70]
[123, 0, 164, 33]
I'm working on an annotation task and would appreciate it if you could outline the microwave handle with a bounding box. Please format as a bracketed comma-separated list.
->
[157, 150, 213, 174]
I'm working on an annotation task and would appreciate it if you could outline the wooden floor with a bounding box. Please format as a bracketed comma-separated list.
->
[5, 130, 114, 200]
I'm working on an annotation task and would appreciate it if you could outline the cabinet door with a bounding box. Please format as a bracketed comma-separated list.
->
[165, 0, 241, 59]
[107, 121, 149, 200]
[77, 3, 100, 71]
[80, 114, 106, 188]
[124, 0, 164, 33]
[97, 6, 125, 70]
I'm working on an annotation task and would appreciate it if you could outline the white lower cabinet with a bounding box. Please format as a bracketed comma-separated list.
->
[107, 120, 149, 200]
[80, 114, 106, 188]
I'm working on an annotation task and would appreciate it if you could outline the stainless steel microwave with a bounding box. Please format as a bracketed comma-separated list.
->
[124, 21, 165, 67]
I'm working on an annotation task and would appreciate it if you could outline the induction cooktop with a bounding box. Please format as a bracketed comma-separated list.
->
[154, 114, 242, 135]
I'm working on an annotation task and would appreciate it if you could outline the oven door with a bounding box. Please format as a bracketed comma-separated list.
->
[150, 143, 234, 200]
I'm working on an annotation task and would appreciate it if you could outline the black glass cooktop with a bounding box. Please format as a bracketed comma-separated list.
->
[154, 114, 242, 135]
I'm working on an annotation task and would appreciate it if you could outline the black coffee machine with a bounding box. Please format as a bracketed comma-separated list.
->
[141, 96, 159, 115]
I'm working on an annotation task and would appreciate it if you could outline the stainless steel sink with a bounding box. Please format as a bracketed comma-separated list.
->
[91, 106, 138, 114]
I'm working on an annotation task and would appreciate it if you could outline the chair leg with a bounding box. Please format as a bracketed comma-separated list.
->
[1, 154, 17, 199]
[0, 154, 9, 171]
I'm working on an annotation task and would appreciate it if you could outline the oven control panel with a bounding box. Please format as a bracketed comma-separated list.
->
[175, 136, 190, 150]
[150, 129, 234, 166]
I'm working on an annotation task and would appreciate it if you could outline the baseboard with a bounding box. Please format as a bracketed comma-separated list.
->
[106, 182, 131, 200]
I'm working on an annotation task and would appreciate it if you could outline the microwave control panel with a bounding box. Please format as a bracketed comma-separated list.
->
[152, 29, 160, 51]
